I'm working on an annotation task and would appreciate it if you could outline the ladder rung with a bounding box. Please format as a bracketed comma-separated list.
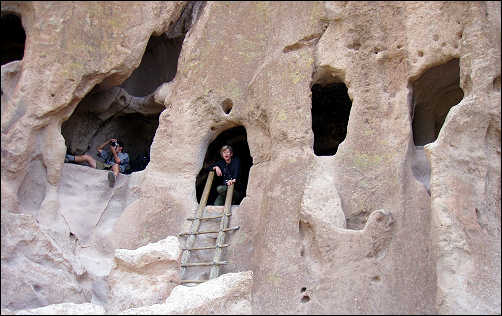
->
[180, 279, 207, 284]
[182, 244, 230, 251]
[178, 226, 240, 236]
[181, 261, 228, 267]
[187, 215, 222, 220]
[186, 213, 232, 221]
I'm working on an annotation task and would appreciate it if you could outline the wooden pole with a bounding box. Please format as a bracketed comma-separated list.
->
[180, 171, 214, 277]
[210, 183, 234, 279]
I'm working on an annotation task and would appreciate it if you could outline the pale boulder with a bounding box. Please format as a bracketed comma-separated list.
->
[118, 271, 253, 315]
[0, 212, 88, 311]
[0, 1, 500, 314]
[9, 303, 105, 315]
[106, 236, 182, 313]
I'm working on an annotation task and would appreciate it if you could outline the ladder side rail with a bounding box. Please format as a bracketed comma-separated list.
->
[181, 171, 214, 277]
[209, 183, 234, 279]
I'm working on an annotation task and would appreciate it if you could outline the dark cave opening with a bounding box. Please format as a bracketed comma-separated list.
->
[1, 13, 25, 66]
[61, 2, 204, 173]
[104, 112, 159, 174]
[119, 1, 206, 97]
[311, 82, 352, 156]
[61, 97, 159, 174]
[195, 126, 253, 205]
[61, 27, 176, 173]
[411, 58, 464, 146]
[119, 34, 184, 97]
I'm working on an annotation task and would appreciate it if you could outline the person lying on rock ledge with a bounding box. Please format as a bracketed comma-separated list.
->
[64, 138, 130, 188]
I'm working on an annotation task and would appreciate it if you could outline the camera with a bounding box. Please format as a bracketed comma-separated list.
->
[110, 141, 117, 147]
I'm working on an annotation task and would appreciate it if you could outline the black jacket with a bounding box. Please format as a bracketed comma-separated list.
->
[207, 156, 242, 192]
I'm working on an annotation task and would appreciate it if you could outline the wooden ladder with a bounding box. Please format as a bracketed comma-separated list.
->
[179, 171, 239, 285]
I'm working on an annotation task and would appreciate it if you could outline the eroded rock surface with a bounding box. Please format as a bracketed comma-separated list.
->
[1, 1, 500, 315]
[106, 236, 181, 313]
[119, 271, 253, 315]
[7, 303, 106, 315]
[1, 212, 89, 310]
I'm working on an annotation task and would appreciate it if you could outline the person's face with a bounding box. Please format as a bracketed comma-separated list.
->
[221, 149, 232, 162]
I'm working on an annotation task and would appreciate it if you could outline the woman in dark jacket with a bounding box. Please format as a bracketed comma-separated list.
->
[208, 145, 243, 205]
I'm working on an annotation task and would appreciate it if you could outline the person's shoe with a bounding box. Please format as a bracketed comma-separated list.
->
[108, 171, 116, 188]
[65, 154, 74, 163]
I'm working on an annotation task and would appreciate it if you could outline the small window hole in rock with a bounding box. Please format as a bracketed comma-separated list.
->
[61, 3, 200, 174]
[1, 13, 26, 65]
[301, 287, 307, 293]
[301, 294, 311, 303]
[411, 58, 464, 146]
[493, 75, 500, 92]
[221, 98, 233, 114]
[311, 81, 352, 156]
[299, 219, 315, 258]
[195, 126, 253, 205]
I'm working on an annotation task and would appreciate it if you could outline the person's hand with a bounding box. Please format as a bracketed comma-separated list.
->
[213, 166, 222, 177]
[226, 179, 236, 186]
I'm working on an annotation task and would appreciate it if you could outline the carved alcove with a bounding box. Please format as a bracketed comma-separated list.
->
[0, 13, 25, 66]
[410, 58, 464, 193]
[411, 58, 464, 146]
[311, 81, 352, 156]
[61, 3, 205, 173]
[195, 126, 253, 205]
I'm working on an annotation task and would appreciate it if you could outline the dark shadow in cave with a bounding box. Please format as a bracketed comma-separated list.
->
[61, 93, 160, 174]
[106, 113, 159, 174]
[311, 82, 352, 156]
[119, 1, 206, 97]
[410, 58, 463, 195]
[119, 34, 184, 97]
[195, 126, 253, 205]
[411, 58, 464, 146]
[1, 13, 25, 66]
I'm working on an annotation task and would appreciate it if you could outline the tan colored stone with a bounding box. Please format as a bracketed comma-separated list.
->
[1, 212, 89, 310]
[106, 236, 181, 313]
[118, 271, 253, 315]
[11, 303, 105, 315]
[1, 1, 500, 314]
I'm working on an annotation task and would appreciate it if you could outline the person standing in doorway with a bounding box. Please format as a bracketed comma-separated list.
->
[208, 145, 243, 205]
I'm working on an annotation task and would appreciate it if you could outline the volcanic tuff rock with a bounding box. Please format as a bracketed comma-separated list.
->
[2, 303, 106, 315]
[118, 271, 253, 315]
[106, 236, 182, 313]
[1, 1, 500, 314]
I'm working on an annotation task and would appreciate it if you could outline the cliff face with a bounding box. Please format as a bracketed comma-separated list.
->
[1, 1, 500, 314]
